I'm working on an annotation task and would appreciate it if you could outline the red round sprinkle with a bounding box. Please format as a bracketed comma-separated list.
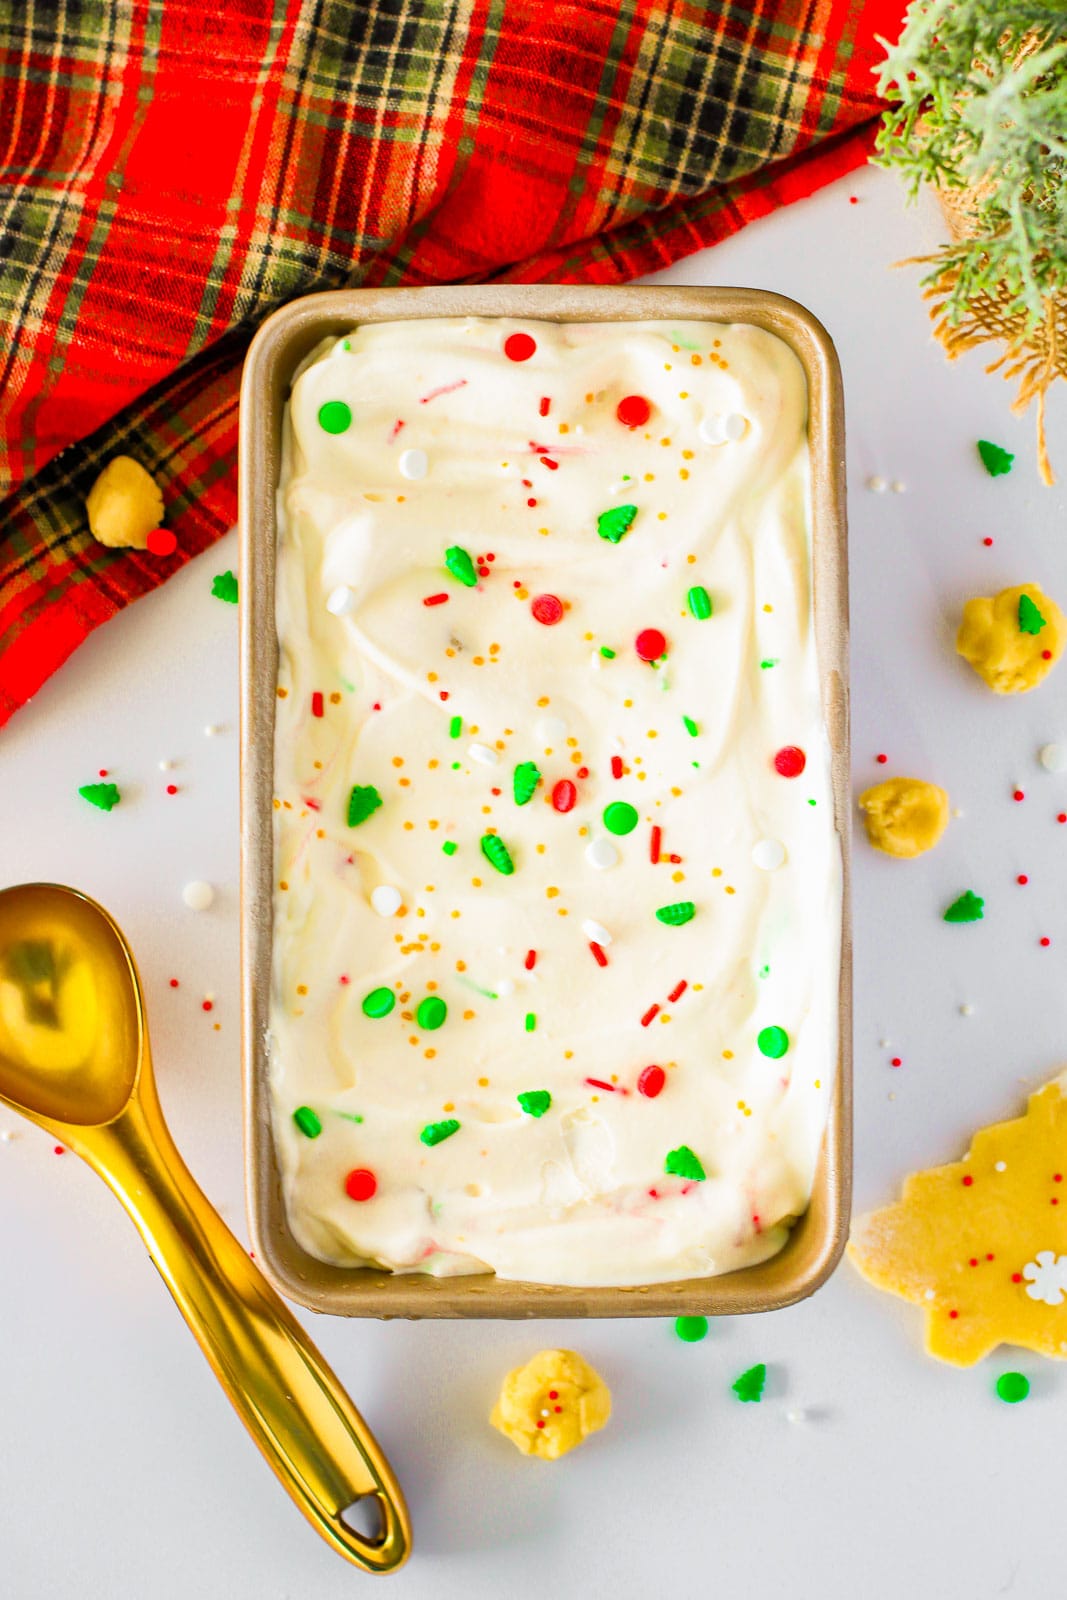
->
[987, 1253, 995, 1260]
[536, 1419, 545, 1429]
[477, 566, 490, 577]
[531, 593, 564, 626]
[339, 974, 349, 985]
[526, 498, 538, 508]
[202, 999, 213, 1012]
[969, 1258, 978, 1267]
[554, 1405, 562, 1413]
[576, 766, 589, 779]
[1043, 650, 1053, 660]
[504, 332, 536, 362]
[166, 784, 178, 795]
[1017, 875, 1028, 885]
[1012, 1273, 1023, 1283]
[774, 745, 806, 778]
[1041, 937, 1051, 947]
[486, 552, 495, 561]
[551, 779, 576, 813]
[876, 753, 887, 764]
[638, 1064, 666, 1098]
[949, 1310, 959, 1319]
[1059, 814, 1067, 824]
[1013, 789, 1025, 802]
[54, 1145, 65, 1155]
[1052, 1197, 1060, 1205]
[1055, 1174, 1063, 1182]
[962, 1175, 973, 1186]
[439, 690, 449, 700]
[147, 528, 178, 557]
[169, 978, 179, 988]
[345, 1168, 377, 1202]
[99, 768, 108, 777]
[635, 627, 667, 662]
[983, 537, 993, 547]
[891, 1057, 902, 1068]
[616, 394, 652, 428]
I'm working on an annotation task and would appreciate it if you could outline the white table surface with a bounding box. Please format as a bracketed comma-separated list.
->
[2, 165, 1065, 1600]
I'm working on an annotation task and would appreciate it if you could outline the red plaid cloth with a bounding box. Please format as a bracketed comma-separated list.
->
[0, 0, 904, 726]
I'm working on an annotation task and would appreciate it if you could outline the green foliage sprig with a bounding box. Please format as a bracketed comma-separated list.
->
[875, 0, 1067, 331]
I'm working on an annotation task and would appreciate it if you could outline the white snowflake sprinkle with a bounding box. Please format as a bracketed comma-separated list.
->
[1022, 1251, 1067, 1306]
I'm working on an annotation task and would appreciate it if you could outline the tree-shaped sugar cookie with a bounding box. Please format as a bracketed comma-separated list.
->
[849, 1074, 1067, 1365]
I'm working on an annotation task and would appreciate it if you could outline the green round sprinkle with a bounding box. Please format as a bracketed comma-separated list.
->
[599, 645, 617, 659]
[347, 784, 382, 826]
[656, 900, 696, 926]
[292, 1106, 322, 1138]
[524, 1012, 537, 1032]
[683, 715, 699, 737]
[445, 544, 478, 586]
[597, 503, 638, 544]
[603, 800, 638, 835]
[1019, 593, 1046, 635]
[732, 1362, 766, 1402]
[416, 995, 447, 1030]
[442, 840, 458, 856]
[518, 1089, 551, 1118]
[79, 781, 121, 811]
[449, 714, 463, 738]
[480, 833, 514, 874]
[995, 1371, 1030, 1404]
[361, 986, 395, 1019]
[513, 760, 541, 805]
[318, 400, 352, 434]
[686, 585, 712, 619]
[675, 1315, 708, 1343]
[420, 1117, 460, 1147]
[944, 890, 984, 924]
[665, 1144, 706, 1181]
[757, 1025, 789, 1059]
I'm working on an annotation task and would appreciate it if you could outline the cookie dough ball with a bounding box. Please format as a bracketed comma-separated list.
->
[859, 777, 949, 859]
[85, 456, 164, 549]
[956, 583, 1064, 694]
[490, 1348, 610, 1460]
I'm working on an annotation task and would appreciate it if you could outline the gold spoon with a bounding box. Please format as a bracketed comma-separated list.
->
[0, 883, 410, 1574]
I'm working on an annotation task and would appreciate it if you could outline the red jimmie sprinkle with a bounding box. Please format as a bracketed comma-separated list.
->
[585, 1078, 619, 1093]
[345, 1168, 377, 1202]
[538, 396, 551, 417]
[638, 1064, 666, 1098]
[539, 456, 559, 471]
[667, 980, 687, 1003]
[650, 825, 662, 864]
[611, 755, 624, 779]
[304, 797, 321, 811]
[524, 950, 537, 970]
[774, 745, 806, 778]
[616, 394, 652, 428]
[504, 332, 536, 362]
[531, 593, 564, 625]
[423, 592, 449, 607]
[576, 766, 589, 779]
[589, 941, 608, 967]
[635, 627, 667, 662]
[551, 779, 577, 813]
[311, 691, 324, 717]
[641, 1003, 660, 1027]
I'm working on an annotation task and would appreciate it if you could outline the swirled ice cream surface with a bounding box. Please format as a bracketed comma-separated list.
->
[271, 316, 841, 1287]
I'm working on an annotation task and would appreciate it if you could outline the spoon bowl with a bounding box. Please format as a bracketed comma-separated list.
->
[0, 883, 410, 1574]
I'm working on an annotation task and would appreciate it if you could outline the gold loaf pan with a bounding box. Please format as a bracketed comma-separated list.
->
[239, 285, 851, 1319]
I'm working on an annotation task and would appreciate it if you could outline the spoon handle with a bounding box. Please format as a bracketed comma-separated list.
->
[88, 1083, 410, 1574]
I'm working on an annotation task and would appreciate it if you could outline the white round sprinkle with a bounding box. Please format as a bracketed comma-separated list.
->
[398, 447, 428, 481]
[494, 978, 515, 998]
[723, 412, 748, 441]
[0, 1129, 15, 1143]
[182, 880, 214, 912]
[960, 1003, 974, 1017]
[923, 1288, 936, 1301]
[536, 716, 568, 745]
[891, 479, 907, 494]
[752, 838, 786, 871]
[867, 475, 888, 493]
[879, 1039, 891, 1050]
[467, 742, 499, 767]
[786, 1408, 807, 1425]
[582, 919, 613, 946]
[1040, 742, 1067, 773]
[204, 723, 223, 738]
[995, 1161, 1007, 1173]
[326, 585, 357, 616]
[698, 413, 727, 445]
[371, 885, 402, 917]
[158, 759, 175, 772]
[952, 807, 964, 819]
[585, 838, 619, 871]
